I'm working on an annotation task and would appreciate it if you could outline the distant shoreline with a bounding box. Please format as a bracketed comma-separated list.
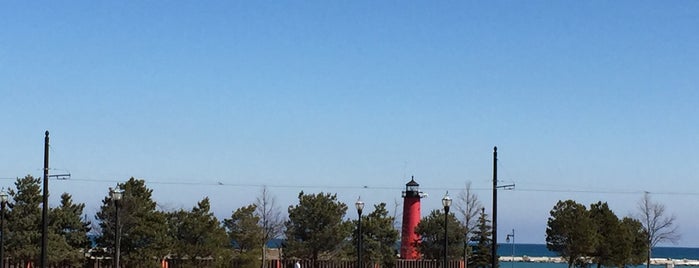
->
[500, 256, 699, 266]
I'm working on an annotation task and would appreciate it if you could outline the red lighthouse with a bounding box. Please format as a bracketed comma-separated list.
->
[400, 176, 423, 259]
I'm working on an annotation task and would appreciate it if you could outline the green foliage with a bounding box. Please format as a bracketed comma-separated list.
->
[96, 178, 170, 268]
[547, 200, 649, 268]
[589, 202, 619, 268]
[7, 175, 42, 264]
[224, 204, 263, 267]
[546, 200, 596, 268]
[470, 208, 493, 268]
[5, 175, 90, 267]
[168, 197, 229, 268]
[414, 208, 467, 261]
[619, 217, 648, 266]
[48, 193, 91, 266]
[351, 203, 399, 268]
[284, 191, 352, 263]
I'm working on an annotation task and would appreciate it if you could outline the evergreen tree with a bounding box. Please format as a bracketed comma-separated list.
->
[48, 193, 91, 266]
[6, 175, 42, 265]
[618, 217, 648, 267]
[351, 203, 399, 268]
[284, 192, 352, 267]
[414, 208, 467, 261]
[546, 200, 596, 268]
[96, 178, 170, 268]
[169, 197, 229, 268]
[224, 204, 263, 268]
[589, 201, 619, 268]
[470, 208, 493, 268]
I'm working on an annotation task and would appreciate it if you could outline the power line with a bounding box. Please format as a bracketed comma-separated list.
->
[25, 177, 699, 196]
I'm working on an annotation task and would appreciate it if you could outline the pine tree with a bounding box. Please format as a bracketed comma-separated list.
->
[224, 204, 263, 268]
[546, 200, 596, 268]
[589, 202, 618, 268]
[284, 192, 352, 266]
[352, 203, 399, 268]
[169, 197, 229, 268]
[618, 217, 648, 266]
[48, 193, 91, 266]
[6, 175, 42, 265]
[414, 209, 467, 260]
[470, 208, 493, 268]
[96, 178, 170, 268]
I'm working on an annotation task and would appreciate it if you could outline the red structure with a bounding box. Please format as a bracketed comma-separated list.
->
[400, 177, 423, 259]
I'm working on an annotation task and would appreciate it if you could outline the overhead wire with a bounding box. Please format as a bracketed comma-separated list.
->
[0, 176, 687, 196]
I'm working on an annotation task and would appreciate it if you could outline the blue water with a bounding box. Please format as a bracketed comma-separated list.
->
[500, 262, 669, 268]
[498, 243, 699, 260]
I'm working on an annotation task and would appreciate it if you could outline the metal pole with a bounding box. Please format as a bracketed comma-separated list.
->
[444, 205, 449, 268]
[41, 131, 49, 268]
[492, 146, 497, 268]
[511, 229, 515, 268]
[115, 199, 121, 268]
[357, 209, 362, 268]
[1, 201, 5, 268]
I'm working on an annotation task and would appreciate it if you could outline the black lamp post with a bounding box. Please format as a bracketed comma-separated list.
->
[355, 197, 364, 268]
[0, 190, 7, 268]
[442, 192, 452, 268]
[506, 229, 515, 268]
[111, 188, 123, 268]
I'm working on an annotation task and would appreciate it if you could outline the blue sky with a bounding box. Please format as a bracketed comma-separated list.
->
[1, 1, 698, 246]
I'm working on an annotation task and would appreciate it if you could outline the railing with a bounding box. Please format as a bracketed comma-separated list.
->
[273, 259, 466, 268]
[0, 258, 469, 268]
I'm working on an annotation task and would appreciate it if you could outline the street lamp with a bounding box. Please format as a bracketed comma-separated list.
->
[355, 197, 364, 268]
[111, 188, 123, 268]
[0, 190, 7, 268]
[442, 192, 452, 268]
[506, 229, 515, 268]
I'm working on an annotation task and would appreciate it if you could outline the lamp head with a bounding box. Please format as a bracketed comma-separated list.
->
[111, 188, 123, 201]
[442, 192, 452, 208]
[355, 197, 364, 213]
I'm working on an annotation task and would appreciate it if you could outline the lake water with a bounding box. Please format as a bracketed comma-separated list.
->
[499, 243, 699, 259]
[498, 244, 699, 268]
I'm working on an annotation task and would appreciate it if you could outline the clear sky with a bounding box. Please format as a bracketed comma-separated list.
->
[1, 1, 698, 246]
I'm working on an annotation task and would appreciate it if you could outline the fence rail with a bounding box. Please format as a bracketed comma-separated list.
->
[0, 258, 469, 268]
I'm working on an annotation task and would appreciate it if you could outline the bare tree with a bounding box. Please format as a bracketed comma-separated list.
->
[456, 181, 482, 237]
[255, 186, 284, 268]
[637, 192, 680, 268]
[392, 197, 402, 230]
[455, 181, 482, 265]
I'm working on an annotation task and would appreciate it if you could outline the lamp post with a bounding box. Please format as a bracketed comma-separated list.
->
[442, 192, 452, 268]
[506, 229, 515, 268]
[355, 197, 364, 268]
[0, 190, 7, 268]
[111, 188, 123, 268]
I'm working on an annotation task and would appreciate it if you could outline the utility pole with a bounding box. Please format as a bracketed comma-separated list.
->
[39, 131, 70, 268]
[491, 146, 497, 268]
[41, 131, 49, 268]
[492, 147, 514, 268]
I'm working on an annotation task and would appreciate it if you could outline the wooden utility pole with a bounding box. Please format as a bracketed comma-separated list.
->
[41, 131, 49, 268]
[491, 147, 497, 268]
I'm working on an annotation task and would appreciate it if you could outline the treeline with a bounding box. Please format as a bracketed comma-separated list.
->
[0, 176, 678, 268]
[0, 176, 493, 268]
[546, 200, 647, 268]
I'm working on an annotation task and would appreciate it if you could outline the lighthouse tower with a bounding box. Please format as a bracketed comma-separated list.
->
[400, 176, 423, 259]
